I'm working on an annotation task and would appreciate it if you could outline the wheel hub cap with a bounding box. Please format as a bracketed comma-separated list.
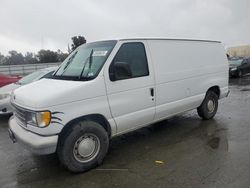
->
[78, 137, 96, 157]
[73, 134, 100, 163]
[207, 99, 215, 113]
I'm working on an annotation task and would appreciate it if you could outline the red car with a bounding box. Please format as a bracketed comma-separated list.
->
[0, 74, 21, 87]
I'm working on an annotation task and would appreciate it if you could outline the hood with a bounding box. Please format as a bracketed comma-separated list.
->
[12, 77, 106, 109]
[0, 83, 20, 94]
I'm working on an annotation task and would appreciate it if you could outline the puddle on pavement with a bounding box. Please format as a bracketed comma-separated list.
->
[207, 137, 220, 149]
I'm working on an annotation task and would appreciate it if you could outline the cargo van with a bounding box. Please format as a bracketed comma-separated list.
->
[8, 38, 229, 172]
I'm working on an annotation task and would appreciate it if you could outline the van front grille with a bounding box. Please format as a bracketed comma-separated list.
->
[12, 104, 27, 127]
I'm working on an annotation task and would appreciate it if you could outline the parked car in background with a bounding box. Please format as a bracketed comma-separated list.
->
[0, 67, 57, 114]
[0, 74, 21, 87]
[229, 57, 250, 77]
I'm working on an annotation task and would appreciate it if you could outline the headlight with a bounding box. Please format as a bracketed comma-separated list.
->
[231, 67, 237, 71]
[36, 111, 51, 127]
[26, 111, 51, 128]
[0, 93, 10, 100]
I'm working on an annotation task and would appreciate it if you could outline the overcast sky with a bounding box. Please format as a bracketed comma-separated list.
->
[0, 0, 249, 55]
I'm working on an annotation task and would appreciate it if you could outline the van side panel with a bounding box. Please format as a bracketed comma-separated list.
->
[147, 40, 228, 120]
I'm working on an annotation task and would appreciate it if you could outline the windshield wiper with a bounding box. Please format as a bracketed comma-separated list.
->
[79, 49, 93, 79]
[85, 51, 95, 77]
[59, 52, 78, 76]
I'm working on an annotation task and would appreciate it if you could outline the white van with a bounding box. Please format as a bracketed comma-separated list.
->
[8, 38, 229, 172]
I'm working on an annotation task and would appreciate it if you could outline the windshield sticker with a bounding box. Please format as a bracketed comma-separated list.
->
[88, 72, 94, 77]
[93, 51, 108, 56]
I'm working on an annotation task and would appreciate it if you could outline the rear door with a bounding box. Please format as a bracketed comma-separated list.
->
[104, 41, 156, 134]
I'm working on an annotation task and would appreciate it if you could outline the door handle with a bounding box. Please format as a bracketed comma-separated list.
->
[150, 88, 154, 97]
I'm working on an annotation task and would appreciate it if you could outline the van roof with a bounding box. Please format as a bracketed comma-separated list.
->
[119, 38, 221, 43]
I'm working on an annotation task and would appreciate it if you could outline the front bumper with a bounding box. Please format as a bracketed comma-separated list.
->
[8, 116, 58, 155]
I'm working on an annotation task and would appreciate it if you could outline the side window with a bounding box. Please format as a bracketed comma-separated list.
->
[110, 42, 149, 81]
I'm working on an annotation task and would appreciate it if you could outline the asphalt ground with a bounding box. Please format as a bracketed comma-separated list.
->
[0, 76, 250, 188]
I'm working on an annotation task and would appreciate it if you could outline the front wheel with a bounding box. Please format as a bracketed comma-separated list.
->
[197, 91, 218, 120]
[57, 121, 109, 173]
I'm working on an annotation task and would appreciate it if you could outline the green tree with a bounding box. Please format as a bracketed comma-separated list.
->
[57, 50, 68, 62]
[0, 53, 5, 64]
[71, 36, 87, 51]
[36, 50, 59, 63]
[24, 52, 38, 64]
[5, 50, 24, 65]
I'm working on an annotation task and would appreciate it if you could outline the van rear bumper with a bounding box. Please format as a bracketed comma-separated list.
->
[8, 116, 58, 155]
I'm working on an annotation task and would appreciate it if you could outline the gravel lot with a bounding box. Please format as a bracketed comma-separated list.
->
[0, 76, 250, 188]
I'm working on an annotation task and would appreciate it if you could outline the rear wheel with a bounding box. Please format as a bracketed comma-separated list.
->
[197, 91, 218, 120]
[57, 120, 109, 173]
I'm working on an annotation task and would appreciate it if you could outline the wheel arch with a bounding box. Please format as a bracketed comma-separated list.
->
[58, 114, 112, 142]
[207, 85, 220, 98]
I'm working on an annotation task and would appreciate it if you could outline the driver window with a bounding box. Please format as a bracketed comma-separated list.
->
[111, 42, 149, 80]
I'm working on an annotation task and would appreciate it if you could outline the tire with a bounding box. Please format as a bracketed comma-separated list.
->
[57, 120, 109, 173]
[197, 91, 218, 120]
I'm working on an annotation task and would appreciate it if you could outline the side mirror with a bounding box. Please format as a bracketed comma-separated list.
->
[109, 62, 132, 81]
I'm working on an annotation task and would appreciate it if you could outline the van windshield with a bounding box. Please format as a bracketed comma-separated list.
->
[53, 40, 117, 81]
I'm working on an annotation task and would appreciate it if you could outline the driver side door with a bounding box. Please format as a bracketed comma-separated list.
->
[104, 42, 156, 134]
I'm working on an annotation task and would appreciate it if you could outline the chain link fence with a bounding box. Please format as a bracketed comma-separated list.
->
[0, 62, 61, 76]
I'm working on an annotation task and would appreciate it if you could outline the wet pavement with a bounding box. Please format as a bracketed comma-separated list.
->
[0, 76, 250, 188]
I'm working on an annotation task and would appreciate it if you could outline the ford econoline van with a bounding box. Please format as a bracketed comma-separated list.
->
[8, 38, 229, 172]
